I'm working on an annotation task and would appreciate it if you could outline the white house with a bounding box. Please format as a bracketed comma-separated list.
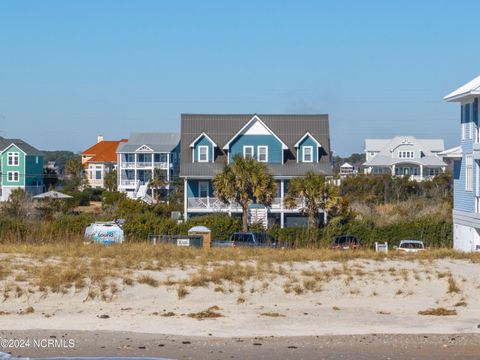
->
[363, 136, 447, 181]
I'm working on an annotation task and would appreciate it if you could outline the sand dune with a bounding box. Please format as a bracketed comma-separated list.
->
[1, 257, 480, 337]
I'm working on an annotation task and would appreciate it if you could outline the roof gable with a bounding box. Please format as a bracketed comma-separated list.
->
[136, 144, 154, 152]
[294, 132, 322, 148]
[222, 115, 288, 150]
[189, 132, 218, 148]
[444, 75, 480, 102]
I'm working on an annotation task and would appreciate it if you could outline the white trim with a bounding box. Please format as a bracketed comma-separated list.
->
[302, 146, 313, 163]
[466, 154, 473, 192]
[257, 146, 268, 162]
[7, 171, 20, 182]
[189, 132, 218, 148]
[198, 145, 209, 162]
[222, 115, 288, 150]
[135, 144, 154, 152]
[0, 143, 27, 155]
[243, 145, 254, 159]
[294, 132, 322, 148]
[7, 152, 20, 166]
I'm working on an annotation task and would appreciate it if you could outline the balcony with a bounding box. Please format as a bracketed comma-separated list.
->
[119, 180, 138, 187]
[187, 197, 303, 211]
[122, 162, 136, 169]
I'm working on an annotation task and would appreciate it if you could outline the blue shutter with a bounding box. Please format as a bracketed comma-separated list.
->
[466, 103, 471, 122]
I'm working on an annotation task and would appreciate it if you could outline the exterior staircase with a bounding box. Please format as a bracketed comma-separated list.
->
[133, 183, 154, 205]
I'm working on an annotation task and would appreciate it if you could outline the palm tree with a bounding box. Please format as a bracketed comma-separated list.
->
[284, 171, 340, 229]
[149, 168, 168, 203]
[104, 169, 117, 191]
[213, 155, 276, 231]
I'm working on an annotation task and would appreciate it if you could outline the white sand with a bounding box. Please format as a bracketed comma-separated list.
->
[1, 258, 480, 337]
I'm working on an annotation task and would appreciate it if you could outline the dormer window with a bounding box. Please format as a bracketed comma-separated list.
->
[294, 132, 322, 163]
[190, 132, 217, 163]
[198, 146, 209, 162]
[303, 146, 313, 162]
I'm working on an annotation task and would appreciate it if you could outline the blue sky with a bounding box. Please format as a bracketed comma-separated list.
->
[0, 0, 479, 156]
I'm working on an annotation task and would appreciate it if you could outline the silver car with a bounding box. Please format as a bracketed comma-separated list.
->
[396, 240, 425, 253]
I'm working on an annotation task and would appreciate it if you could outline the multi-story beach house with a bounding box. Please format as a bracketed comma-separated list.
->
[363, 136, 447, 181]
[81, 135, 127, 189]
[0, 137, 44, 201]
[444, 76, 480, 252]
[117, 132, 180, 203]
[180, 114, 332, 227]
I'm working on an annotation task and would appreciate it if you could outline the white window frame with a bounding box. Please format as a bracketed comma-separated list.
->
[243, 145, 254, 159]
[198, 145, 209, 163]
[7, 152, 19, 166]
[257, 146, 268, 162]
[198, 181, 209, 199]
[303, 146, 313, 163]
[466, 155, 473, 192]
[7, 171, 19, 182]
[462, 123, 466, 140]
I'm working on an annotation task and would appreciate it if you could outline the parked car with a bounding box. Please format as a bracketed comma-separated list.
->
[331, 235, 361, 250]
[212, 232, 278, 248]
[395, 240, 425, 253]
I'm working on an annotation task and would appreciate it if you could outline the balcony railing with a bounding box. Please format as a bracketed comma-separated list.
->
[121, 161, 170, 169]
[187, 197, 304, 210]
[120, 180, 138, 187]
[122, 162, 136, 169]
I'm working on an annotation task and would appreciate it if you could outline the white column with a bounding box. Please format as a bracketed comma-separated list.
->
[391, 164, 396, 176]
[117, 153, 121, 189]
[183, 178, 188, 221]
[134, 153, 138, 184]
[167, 153, 170, 183]
[280, 212, 285, 228]
[280, 180, 284, 210]
[420, 165, 423, 180]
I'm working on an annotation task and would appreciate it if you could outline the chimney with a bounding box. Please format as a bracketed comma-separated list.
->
[97, 134, 104, 143]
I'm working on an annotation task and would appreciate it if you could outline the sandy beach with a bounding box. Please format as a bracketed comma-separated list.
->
[2, 250, 480, 358]
[1, 257, 480, 337]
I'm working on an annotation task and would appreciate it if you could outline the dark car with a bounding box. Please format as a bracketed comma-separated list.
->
[331, 235, 361, 250]
[212, 232, 278, 248]
[231, 232, 278, 247]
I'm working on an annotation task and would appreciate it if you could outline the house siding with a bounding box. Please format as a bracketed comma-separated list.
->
[193, 136, 214, 163]
[25, 155, 44, 187]
[229, 134, 282, 163]
[1, 144, 26, 187]
[187, 179, 214, 197]
[455, 100, 476, 213]
[297, 136, 318, 162]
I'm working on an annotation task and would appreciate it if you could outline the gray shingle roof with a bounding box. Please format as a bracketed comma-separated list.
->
[0, 137, 43, 156]
[180, 114, 332, 178]
[365, 136, 444, 154]
[117, 132, 180, 153]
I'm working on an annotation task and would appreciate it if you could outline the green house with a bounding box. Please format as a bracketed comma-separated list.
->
[0, 137, 44, 201]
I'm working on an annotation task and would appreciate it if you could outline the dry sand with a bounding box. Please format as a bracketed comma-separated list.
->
[1, 257, 480, 338]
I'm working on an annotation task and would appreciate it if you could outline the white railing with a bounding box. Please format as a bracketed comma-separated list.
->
[188, 197, 230, 210]
[136, 162, 153, 168]
[122, 162, 136, 169]
[154, 162, 169, 169]
[271, 197, 282, 209]
[187, 197, 304, 211]
[120, 180, 138, 187]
